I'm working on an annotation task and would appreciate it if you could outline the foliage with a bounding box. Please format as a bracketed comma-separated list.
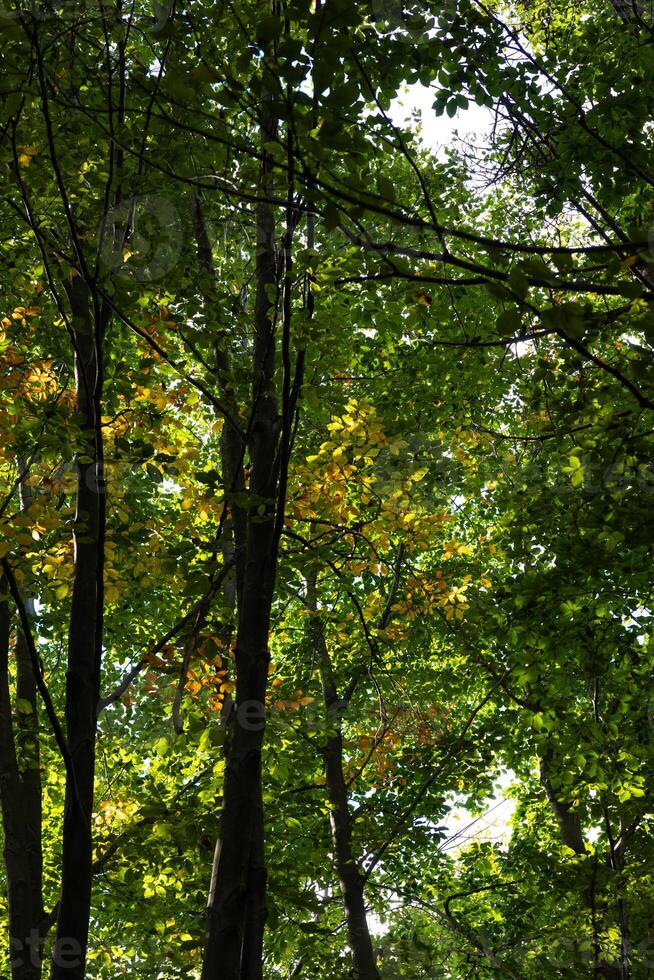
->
[0, 0, 653, 976]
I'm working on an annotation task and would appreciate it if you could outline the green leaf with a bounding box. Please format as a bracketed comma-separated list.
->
[496, 309, 522, 336]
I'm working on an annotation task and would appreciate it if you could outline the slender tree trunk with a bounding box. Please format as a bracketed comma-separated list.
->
[16, 459, 44, 936]
[608, 816, 631, 980]
[201, 91, 279, 980]
[322, 722, 380, 980]
[307, 576, 380, 980]
[201, 484, 276, 979]
[0, 580, 42, 980]
[51, 278, 105, 980]
[192, 185, 265, 979]
[189, 188, 247, 603]
[14, 618, 43, 947]
[15, 462, 44, 969]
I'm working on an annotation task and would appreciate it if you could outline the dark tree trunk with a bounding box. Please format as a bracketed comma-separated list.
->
[201, 94, 279, 980]
[16, 461, 44, 954]
[323, 731, 380, 980]
[0, 581, 42, 980]
[307, 576, 380, 980]
[51, 278, 105, 980]
[14, 623, 43, 945]
[239, 797, 267, 980]
[201, 582, 273, 979]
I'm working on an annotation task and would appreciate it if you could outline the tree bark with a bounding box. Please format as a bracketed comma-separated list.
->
[51, 277, 105, 980]
[201, 89, 279, 980]
[15, 460, 45, 958]
[307, 576, 380, 980]
[0, 579, 42, 980]
[539, 754, 587, 855]
[239, 796, 267, 980]
[540, 755, 630, 979]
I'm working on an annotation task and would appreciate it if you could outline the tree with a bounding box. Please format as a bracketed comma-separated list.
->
[0, 0, 653, 977]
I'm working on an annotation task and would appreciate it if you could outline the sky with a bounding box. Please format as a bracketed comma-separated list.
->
[389, 82, 494, 155]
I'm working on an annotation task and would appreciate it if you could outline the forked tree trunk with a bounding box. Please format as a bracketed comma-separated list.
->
[201, 93, 279, 980]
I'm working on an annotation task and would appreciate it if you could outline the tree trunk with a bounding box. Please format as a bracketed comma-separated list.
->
[0, 580, 42, 980]
[540, 755, 631, 979]
[189, 188, 247, 603]
[201, 90, 279, 980]
[307, 576, 381, 980]
[51, 278, 105, 980]
[323, 727, 380, 980]
[239, 797, 267, 980]
[16, 460, 44, 952]
[201, 546, 275, 979]
[539, 754, 587, 855]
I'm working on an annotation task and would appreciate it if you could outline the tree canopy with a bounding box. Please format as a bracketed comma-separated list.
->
[0, 0, 653, 977]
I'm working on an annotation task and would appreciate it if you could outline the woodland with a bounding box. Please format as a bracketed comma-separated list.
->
[0, 0, 653, 977]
